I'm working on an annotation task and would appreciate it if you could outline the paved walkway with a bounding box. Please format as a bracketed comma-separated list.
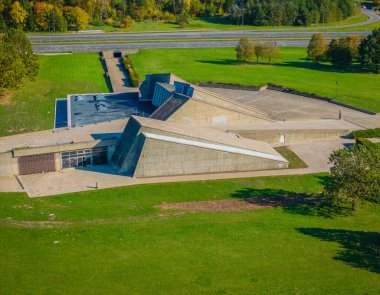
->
[102, 50, 138, 93]
[0, 176, 24, 193]
[14, 138, 353, 197]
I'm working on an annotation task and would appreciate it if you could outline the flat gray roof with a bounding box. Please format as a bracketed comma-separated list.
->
[69, 92, 155, 127]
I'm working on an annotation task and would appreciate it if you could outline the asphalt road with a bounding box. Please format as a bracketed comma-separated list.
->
[33, 40, 311, 52]
[30, 9, 379, 52]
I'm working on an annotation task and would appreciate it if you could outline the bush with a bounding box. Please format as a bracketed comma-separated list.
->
[351, 128, 380, 139]
[119, 16, 135, 28]
[122, 56, 142, 87]
[355, 138, 378, 149]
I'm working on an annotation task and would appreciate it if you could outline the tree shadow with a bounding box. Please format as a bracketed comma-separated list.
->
[230, 176, 351, 218]
[276, 60, 368, 74]
[197, 59, 240, 66]
[296, 228, 380, 273]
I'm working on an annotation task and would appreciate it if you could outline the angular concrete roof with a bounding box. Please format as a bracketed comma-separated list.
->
[132, 116, 286, 160]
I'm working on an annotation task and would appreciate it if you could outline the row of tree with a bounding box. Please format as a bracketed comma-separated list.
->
[307, 29, 380, 72]
[229, 0, 360, 27]
[235, 37, 280, 64]
[0, 1, 90, 31]
[0, 29, 39, 94]
[0, 0, 361, 32]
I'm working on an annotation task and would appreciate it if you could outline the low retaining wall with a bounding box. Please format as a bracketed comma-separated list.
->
[197, 82, 376, 116]
[197, 82, 267, 91]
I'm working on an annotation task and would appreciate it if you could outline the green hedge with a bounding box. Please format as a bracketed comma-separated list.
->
[355, 138, 379, 149]
[122, 56, 142, 87]
[351, 128, 380, 139]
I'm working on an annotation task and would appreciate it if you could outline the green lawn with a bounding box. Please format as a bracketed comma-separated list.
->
[275, 146, 308, 169]
[89, 13, 372, 32]
[131, 47, 380, 112]
[0, 173, 379, 294]
[0, 53, 110, 137]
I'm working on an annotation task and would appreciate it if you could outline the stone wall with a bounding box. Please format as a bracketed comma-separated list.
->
[0, 152, 18, 177]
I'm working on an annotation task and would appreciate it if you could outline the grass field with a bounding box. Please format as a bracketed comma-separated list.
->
[0, 53, 110, 137]
[0, 173, 379, 294]
[275, 146, 308, 169]
[88, 13, 373, 32]
[131, 47, 380, 112]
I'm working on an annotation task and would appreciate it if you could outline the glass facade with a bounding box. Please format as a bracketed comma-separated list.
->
[61, 147, 108, 169]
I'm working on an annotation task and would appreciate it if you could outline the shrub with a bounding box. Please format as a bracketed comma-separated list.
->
[119, 16, 135, 28]
[122, 56, 142, 87]
[351, 128, 380, 139]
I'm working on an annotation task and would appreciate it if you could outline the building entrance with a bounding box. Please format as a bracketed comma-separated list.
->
[61, 147, 107, 169]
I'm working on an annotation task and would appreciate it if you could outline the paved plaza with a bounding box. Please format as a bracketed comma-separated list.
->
[205, 87, 380, 128]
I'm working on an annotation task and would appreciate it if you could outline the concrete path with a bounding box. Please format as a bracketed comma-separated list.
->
[102, 50, 138, 93]
[16, 137, 353, 197]
[0, 176, 24, 193]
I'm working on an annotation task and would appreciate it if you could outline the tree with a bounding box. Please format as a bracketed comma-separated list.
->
[235, 37, 254, 63]
[307, 34, 327, 63]
[263, 41, 280, 64]
[64, 6, 90, 30]
[9, 1, 27, 28]
[253, 41, 264, 63]
[0, 41, 25, 91]
[345, 35, 361, 59]
[119, 15, 135, 28]
[373, 0, 380, 8]
[176, 9, 189, 28]
[34, 2, 54, 31]
[359, 29, 380, 73]
[4, 29, 39, 81]
[324, 144, 380, 210]
[327, 38, 353, 67]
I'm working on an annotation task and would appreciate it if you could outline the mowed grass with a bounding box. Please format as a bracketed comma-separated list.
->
[0, 173, 379, 294]
[131, 47, 380, 112]
[89, 12, 373, 32]
[0, 53, 110, 137]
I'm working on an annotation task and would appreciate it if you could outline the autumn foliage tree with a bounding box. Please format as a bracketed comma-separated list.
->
[307, 34, 327, 63]
[9, 1, 27, 28]
[236, 37, 254, 63]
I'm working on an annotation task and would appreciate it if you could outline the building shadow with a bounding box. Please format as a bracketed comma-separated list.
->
[91, 133, 122, 140]
[296, 228, 380, 273]
[98, 53, 113, 92]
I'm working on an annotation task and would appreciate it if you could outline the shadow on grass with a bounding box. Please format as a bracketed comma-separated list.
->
[274, 60, 368, 74]
[230, 176, 351, 218]
[98, 53, 113, 92]
[296, 228, 380, 273]
[197, 58, 369, 74]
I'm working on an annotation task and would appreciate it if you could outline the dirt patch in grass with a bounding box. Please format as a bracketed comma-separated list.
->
[0, 92, 12, 105]
[157, 198, 276, 212]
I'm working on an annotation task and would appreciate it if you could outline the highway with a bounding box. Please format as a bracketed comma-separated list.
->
[33, 40, 313, 52]
[30, 9, 379, 52]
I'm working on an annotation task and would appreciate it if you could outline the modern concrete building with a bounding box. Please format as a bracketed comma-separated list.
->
[112, 116, 288, 177]
[0, 73, 361, 179]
